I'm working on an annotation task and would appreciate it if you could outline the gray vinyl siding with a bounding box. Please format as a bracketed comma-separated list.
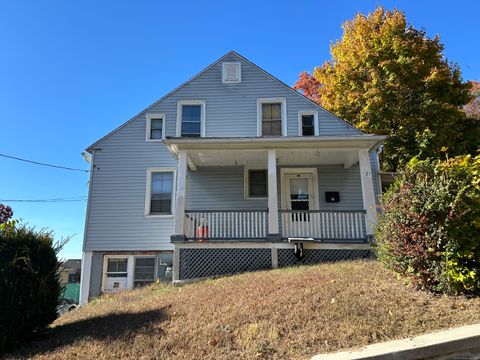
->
[110, 52, 360, 140]
[188, 165, 364, 212]
[84, 52, 367, 253]
[84, 117, 177, 251]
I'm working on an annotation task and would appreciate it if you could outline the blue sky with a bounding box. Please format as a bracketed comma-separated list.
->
[0, 0, 478, 260]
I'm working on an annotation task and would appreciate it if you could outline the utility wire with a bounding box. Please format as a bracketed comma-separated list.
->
[0, 196, 87, 203]
[0, 153, 90, 173]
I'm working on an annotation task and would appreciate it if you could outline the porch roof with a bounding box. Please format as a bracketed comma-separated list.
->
[165, 135, 386, 152]
[165, 135, 386, 168]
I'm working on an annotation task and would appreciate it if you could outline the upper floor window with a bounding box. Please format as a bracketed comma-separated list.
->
[146, 113, 165, 141]
[257, 98, 286, 137]
[145, 168, 175, 216]
[222, 62, 241, 83]
[176, 100, 206, 137]
[298, 111, 319, 136]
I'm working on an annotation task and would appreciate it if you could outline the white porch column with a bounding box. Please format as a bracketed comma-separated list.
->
[358, 149, 378, 236]
[172, 150, 188, 240]
[79, 251, 92, 306]
[267, 149, 280, 239]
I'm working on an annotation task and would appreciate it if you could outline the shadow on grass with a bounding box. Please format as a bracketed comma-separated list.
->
[7, 308, 168, 358]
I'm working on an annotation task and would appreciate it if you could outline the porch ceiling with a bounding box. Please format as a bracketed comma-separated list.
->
[187, 148, 359, 167]
[165, 135, 386, 169]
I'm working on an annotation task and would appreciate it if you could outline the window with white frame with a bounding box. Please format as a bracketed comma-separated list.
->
[298, 111, 318, 136]
[146, 113, 165, 140]
[245, 168, 268, 198]
[222, 62, 241, 83]
[257, 98, 286, 136]
[177, 100, 206, 137]
[146, 169, 175, 215]
[134, 257, 156, 287]
[106, 258, 128, 278]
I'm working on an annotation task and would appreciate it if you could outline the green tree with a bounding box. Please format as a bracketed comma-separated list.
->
[294, 7, 476, 171]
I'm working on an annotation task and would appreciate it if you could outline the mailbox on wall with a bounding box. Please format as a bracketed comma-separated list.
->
[325, 191, 340, 203]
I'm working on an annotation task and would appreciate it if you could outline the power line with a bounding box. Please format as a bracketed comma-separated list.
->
[0, 153, 90, 173]
[0, 196, 87, 203]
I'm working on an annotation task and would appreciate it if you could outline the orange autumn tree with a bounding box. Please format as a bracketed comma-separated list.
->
[295, 7, 475, 171]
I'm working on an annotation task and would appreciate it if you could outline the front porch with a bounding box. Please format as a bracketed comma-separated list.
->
[165, 136, 385, 280]
[182, 209, 367, 242]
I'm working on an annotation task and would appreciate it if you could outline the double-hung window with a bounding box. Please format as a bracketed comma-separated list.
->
[257, 98, 286, 136]
[298, 111, 318, 136]
[146, 169, 175, 216]
[177, 100, 206, 137]
[245, 168, 268, 198]
[146, 114, 165, 141]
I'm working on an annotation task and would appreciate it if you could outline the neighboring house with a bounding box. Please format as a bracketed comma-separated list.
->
[59, 259, 81, 303]
[80, 51, 386, 305]
[59, 259, 81, 286]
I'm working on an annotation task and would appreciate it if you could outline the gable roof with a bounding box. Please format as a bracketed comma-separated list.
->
[86, 51, 361, 152]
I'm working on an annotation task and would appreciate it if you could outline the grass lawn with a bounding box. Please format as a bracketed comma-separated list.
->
[6, 260, 480, 359]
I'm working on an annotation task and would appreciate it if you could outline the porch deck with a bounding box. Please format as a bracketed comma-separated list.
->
[183, 209, 367, 242]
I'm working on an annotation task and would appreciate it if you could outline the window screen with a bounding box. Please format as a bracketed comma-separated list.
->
[181, 105, 201, 137]
[150, 118, 163, 139]
[134, 257, 156, 287]
[248, 170, 268, 197]
[301, 115, 315, 136]
[150, 172, 173, 214]
[262, 103, 282, 136]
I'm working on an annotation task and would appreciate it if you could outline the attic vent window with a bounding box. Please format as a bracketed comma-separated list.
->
[222, 62, 241, 83]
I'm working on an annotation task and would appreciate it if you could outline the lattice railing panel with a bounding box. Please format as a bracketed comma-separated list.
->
[278, 249, 372, 267]
[179, 248, 272, 280]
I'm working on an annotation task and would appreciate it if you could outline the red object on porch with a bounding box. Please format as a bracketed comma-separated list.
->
[197, 226, 209, 240]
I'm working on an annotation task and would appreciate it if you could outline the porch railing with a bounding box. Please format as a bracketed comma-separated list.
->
[280, 210, 367, 241]
[185, 210, 268, 240]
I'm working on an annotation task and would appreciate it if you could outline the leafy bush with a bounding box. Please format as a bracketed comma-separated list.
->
[375, 155, 480, 294]
[0, 223, 63, 353]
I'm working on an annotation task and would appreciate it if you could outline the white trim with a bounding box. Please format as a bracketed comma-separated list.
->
[244, 166, 268, 200]
[176, 100, 206, 137]
[144, 167, 177, 218]
[358, 149, 377, 235]
[174, 241, 371, 250]
[257, 97, 287, 137]
[298, 110, 319, 136]
[79, 251, 92, 305]
[82, 150, 95, 252]
[280, 168, 319, 211]
[146, 113, 166, 141]
[101, 255, 130, 292]
[173, 150, 188, 235]
[267, 150, 279, 234]
[222, 62, 241, 83]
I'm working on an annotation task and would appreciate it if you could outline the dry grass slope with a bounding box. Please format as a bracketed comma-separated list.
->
[6, 260, 480, 360]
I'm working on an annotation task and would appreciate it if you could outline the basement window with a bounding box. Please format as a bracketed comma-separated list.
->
[134, 257, 156, 287]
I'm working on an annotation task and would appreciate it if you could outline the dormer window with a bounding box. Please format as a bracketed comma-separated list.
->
[222, 62, 241, 83]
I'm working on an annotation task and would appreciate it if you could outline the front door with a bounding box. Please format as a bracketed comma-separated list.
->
[281, 169, 319, 236]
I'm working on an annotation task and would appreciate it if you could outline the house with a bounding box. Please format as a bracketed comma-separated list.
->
[59, 259, 81, 303]
[79, 51, 386, 305]
[59, 258, 81, 286]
